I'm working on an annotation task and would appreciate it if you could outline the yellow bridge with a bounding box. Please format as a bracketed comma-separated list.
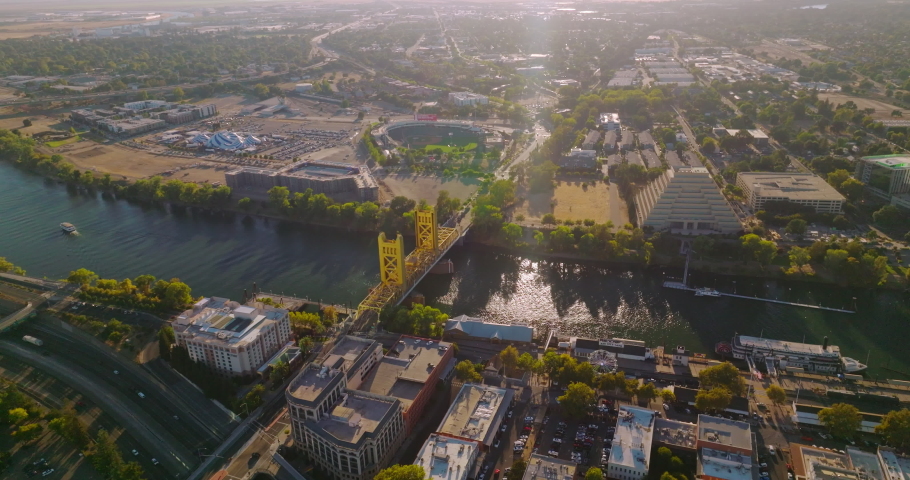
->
[355, 206, 460, 327]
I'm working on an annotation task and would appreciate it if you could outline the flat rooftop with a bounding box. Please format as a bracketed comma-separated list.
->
[360, 336, 451, 408]
[287, 363, 344, 405]
[437, 383, 513, 446]
[173, 297, 287, 348]
[654, 418, 697, 450]
[861, 155, 910, 170]
[697, 415, 753, 451]
[736, 335, 841, 357]
[846, 448, 885, 480]
[791, 444, 857, 480]
[314, 392, 399, 446]
[876, 448, 910, 480]
[322, 336, 377, 373]
[737, 173, 846, 202]
[608, 406, 656, 471]
[699, 448, 753, 480]
[414, 434, 478, 480]
[523, 454, 576, 480]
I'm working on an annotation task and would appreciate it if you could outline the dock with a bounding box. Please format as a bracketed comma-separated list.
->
[661, 281, 855, 314]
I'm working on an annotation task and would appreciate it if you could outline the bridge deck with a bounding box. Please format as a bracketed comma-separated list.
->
[355, 227, 459, 325]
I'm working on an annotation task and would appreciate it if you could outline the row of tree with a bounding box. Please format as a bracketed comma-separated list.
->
[66, 269, 193, 312]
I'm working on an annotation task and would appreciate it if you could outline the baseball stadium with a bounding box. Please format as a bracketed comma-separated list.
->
[374, 120, 486, 153]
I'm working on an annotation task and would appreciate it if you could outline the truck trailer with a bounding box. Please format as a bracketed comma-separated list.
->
[22, 335, 43, 346]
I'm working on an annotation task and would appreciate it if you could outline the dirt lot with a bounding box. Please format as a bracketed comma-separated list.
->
[0, 114, 68, 134]
[46, 140, 225, 183]
[817, 93, 910, 119]
[378, 172, 481, 204]
[513, 176, 629, 226]
[750, 40, 822, 66]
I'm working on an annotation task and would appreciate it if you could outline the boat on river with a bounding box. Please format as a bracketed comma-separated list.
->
[60, 222, 77, 233]
[842, 357, 868, 373]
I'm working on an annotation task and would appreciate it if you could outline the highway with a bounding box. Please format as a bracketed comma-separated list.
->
[0, 339, 194, 476]
[23, 318, 235, 443]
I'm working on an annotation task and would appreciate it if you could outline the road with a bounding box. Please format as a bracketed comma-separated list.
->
[24, 318, 235, 444]
[0, 339, 194, 476]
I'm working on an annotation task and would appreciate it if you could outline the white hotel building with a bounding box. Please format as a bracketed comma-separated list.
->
[172, 297, 291, 376]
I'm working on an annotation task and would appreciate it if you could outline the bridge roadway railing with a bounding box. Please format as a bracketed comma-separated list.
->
[353, 227, 460, 329]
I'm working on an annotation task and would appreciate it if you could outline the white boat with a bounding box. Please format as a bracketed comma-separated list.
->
[842, 357, 868, 373]
[694, 287, 721, 297]
[60, 222, 77, 233]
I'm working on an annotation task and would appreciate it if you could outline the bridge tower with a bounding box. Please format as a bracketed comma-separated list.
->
[378, 232, 405, 286]
[415, 207, 438, 252]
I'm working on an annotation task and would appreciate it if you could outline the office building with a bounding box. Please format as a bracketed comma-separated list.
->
[437, 383, 514, 448]
[636, 167, 742, 234]
[172, 297, 291, 376]
[854, 155, 910, 209]
[359, 336, 455, 432]
[449, 92, 489, 107]
[523, 455, 577, 480]
[414, 434, 480, 480]
[606, 406, 656, 480]
[736, 172, 845, 214]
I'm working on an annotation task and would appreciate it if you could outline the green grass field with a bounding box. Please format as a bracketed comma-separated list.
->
[425, 142, 478, 153]
[45, 136, 81, 148]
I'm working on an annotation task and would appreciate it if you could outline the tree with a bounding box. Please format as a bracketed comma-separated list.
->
[660, 389, 676, 404]
[838, 178, 865, 203]
[253, 83, 270, 99]
[500, 346, 520, 372]
[13, 423, 43, 443]
[695, 387, 733, 412]
[454, 360, 482, 383]
[558, 382, 595, 418]
[506, 461, 527, 480]
[786, 218, 808, 235]
[48, 411, 91, 450]
[237, 197, 252, 211]
[172, 87, 185, 100]
[157, 326, 175, 361]
[375, 464, 425, 480]
[435, 191, 461, 222]
[827, 169, 851, 189]
[542, 213, 557, 225]
[517, 352, 537, 372]
[698, 362, 746, 396]
[789, 247, 811, 266]
[23, 119, 32, 127]
[489, 180, 517, 207]
[7, 407, 28, 424]
[873, 205, 903, 227]
[636, 383, 660, 405]
[501, 223, 524, 246]
[163, 281, 192, 308]
[701, 136, 717, 154]
[876, 408, 910, 450]
[766, 385, 787, 406]
[66, 268, 97, 285]
[0, 257, 26, 275]
[586, 468, 604, 480]
[818, 403, 862, 438]
[270, 360, 290, 383]
[298, 337, 314, 356]
[91, 429, 124, 479]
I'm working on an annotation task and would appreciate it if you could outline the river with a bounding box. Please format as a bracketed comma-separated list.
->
[1, 162, 908, 379]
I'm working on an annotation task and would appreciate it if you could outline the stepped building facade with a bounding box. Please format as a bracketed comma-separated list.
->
[635, 167, 741, 235]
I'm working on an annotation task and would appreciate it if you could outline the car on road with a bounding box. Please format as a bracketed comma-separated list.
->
[42, 469, 55, 477]
[760, 463, 768, 468]
[113, 370, 119, 375]
[132, 449, 139, 456]
[152, 458, 160, 465]
[768, 445, 776, 455]
[137, 392, 145, 399]
[494, 440, 500, 448]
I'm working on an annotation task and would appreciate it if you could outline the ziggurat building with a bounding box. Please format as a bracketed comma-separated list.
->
[635, 167, 742, 235]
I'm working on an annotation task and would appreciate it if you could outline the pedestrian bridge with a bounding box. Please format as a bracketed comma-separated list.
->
[353, 206, 462, 329]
